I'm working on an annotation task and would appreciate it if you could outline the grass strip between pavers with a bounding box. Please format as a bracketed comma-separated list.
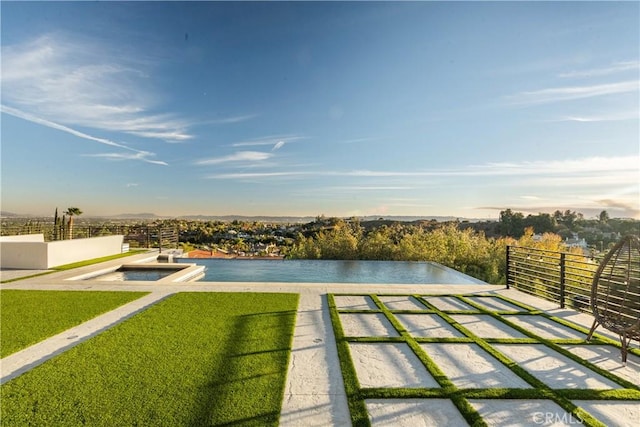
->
[1, 292, 299, 427]
[0, 290, 149, 357]
[327, 293, 370, 427]
[329, 293, 638, 427]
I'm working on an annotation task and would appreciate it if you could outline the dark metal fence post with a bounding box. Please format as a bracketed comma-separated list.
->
[559, 252, 566, 308]
[505, 246, 511, 289]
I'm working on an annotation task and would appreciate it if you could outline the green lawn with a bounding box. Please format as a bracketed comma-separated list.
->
[1, 292, 299, 426]
[0, 290, 148, 357]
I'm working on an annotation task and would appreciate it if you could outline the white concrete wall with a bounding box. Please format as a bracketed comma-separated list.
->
[0, 241, 50, 269]
[0, 235, 124, 269]
[46, 236, 124, 268]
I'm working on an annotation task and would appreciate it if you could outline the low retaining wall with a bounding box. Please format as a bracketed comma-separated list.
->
[0, 235, 124, 269]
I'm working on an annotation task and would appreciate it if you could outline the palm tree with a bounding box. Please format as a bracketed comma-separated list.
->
[65, 207, 83, 239]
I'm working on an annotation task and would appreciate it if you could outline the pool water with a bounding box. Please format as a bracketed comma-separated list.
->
[177, 259, 485, 284]
[91, 268, 180, 281]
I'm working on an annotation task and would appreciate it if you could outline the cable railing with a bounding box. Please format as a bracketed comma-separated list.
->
[0, 224, 179, 249]
[506, 245, 599, 313]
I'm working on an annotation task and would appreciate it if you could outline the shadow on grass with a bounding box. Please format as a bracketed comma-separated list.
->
[191, 309, 297, 427]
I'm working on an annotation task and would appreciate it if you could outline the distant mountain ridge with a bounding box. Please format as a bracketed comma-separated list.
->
[0, 211, 21, 218]
[0, 211, 481, 223]
[108, 213, 160, 219]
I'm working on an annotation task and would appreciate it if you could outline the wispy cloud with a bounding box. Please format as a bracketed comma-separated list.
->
[506, 80, 639, 105]
[205, 171, 311, 179]
[520, 195, 542, 200]
[83, 152, 168, 166]
[1, 33, 192, 143]
[470, 156, 638, 176]
[1, 105, 168, 165]
[558, 61, 640, 78]
[195, 151, 273, 166]
[552, 110, 639, 122]
[272, 141, 286, 151]
[208, 114, 258, 125]
[1, 105, 127, 150]
[230, 135, 305, 148]
[596, 199, 639, 216]
[324, 186, 415, 191]
[204, 155, 638, 181]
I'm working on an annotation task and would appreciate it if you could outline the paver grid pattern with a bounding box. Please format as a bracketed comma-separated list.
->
[329, 293, 640, 427]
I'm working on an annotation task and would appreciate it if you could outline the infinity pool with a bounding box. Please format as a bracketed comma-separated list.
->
[177, 259, 485, 284]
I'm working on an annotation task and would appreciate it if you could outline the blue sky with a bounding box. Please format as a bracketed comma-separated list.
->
[1, 1, 638, 219]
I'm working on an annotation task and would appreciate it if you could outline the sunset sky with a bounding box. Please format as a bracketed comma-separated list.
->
[1, 1, 638, 219]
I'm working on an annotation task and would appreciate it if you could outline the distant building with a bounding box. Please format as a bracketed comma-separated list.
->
[565, 233, 589, 255]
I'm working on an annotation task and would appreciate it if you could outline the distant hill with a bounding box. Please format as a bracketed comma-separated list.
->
[179, 215, 317, 223]
[176, 214, 484, 223]
[1, 212, 485, 223]
[357, 215, 476, 222]
[107, 213, 161, 219]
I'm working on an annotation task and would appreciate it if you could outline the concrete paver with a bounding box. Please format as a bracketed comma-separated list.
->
[494, 344, 622, 389]
[395, 313, 464, 337]
[349, 342, 439, 388]
[378, 295, 427, 311]
[468, 399, 580, 427]
[572, 401, 640, 427]
[561, 345, 640, 385]
[280, 292, 350, 427]
[506, 315, 586, 339]
[422, 296, 477, 311]
[464, 295, 528, 312]
[450, 314, 528, 338]
[419, 343, 532, 389]
[366, 399, 468, 427]
[339, 313, 399, 337]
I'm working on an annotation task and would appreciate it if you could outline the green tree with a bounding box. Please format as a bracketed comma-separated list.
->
[598, 210, 609, 224]
[316, 220, 361, 259]
[359, 227, 397, 260]
[498, 209, 525, 237]
[523, 213, 557, 234]
[53, 207, 59, 240]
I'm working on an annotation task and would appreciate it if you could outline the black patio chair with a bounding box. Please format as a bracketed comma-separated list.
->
[586, 235, 640, 364]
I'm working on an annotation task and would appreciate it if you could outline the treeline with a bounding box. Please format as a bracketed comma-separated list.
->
[287, 219, 577, 285]
[495, 209, 638, 241]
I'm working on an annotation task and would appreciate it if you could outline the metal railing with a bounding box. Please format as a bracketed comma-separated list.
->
[0, 225, 179, 249]
[506, 245, 599, 313]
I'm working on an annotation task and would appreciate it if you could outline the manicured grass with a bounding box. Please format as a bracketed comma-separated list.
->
[1, 292, 299, 426]
[51, 250, 149, 271]
[0, 290, 148, 357]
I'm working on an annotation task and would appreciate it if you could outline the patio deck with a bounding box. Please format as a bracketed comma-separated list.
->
[1, 260, 638, 426]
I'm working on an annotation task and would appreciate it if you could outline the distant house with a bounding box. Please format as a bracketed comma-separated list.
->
[565, 234, 589, 255]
